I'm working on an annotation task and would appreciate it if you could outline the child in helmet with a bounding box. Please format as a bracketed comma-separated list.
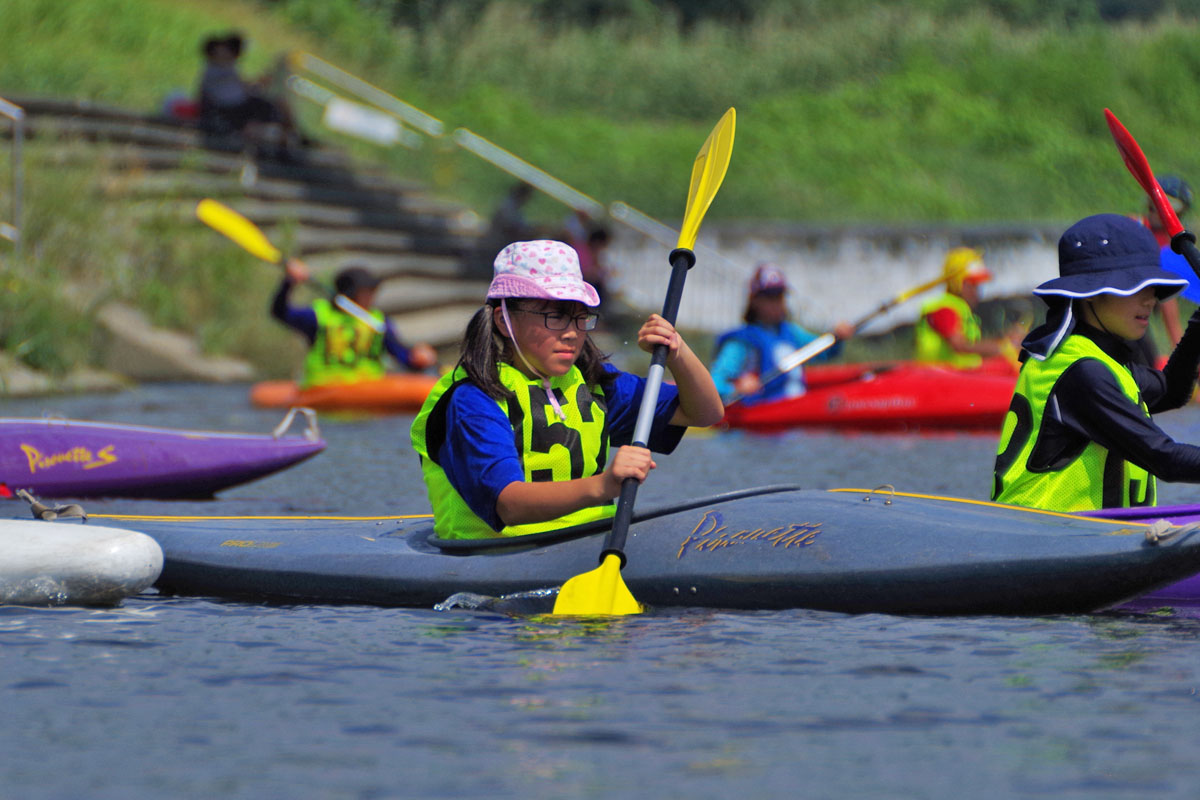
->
[992, 214, 1200, 512]
[915, 247, 1016, 368]
[411, 240, 723, 539]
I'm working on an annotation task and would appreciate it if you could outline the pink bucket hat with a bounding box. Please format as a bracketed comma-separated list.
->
[487, 240, 600, 307]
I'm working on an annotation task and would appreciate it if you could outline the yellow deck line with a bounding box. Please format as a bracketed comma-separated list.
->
[89, 513, 433, 522]
[86, 491, 1151, 528]
[827, 488, 1151, 526]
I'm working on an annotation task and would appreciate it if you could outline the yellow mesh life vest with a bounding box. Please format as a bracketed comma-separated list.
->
[915, 293, 983, 369]
[302, 298, 386, 388]
[411, 363, 615, 539]
[992, 335, 1155, 511]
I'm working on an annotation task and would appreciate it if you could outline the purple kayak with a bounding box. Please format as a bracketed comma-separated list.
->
[1084, 503, 1200, 607]
[0, 409, 325, 499]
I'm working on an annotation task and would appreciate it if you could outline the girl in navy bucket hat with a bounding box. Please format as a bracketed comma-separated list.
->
[992, 213, 1200, 512]
[410, 240, 724, 540]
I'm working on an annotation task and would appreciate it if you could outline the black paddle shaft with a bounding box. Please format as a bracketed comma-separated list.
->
[1172, 231, 1200, 280]
[601, 247, 697, 564]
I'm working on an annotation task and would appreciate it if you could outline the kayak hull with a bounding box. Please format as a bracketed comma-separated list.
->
[724, 360, 1016, 432]
[0, 418, 326, 499]
[0, 519, 163, 606]
[250, 374, 437, 413]
[89, 487, 1200, 616]
[1084, 503, 1200, 606]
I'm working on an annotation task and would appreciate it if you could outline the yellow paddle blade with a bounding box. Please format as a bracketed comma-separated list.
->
[195, 198, 282, 264]
[678, 107, 736, 250]
[552, 553, 643, 616]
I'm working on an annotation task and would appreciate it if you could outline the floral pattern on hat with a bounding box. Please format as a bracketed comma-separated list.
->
[487, 240, 600, 307]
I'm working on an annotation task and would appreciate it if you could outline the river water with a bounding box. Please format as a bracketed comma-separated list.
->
[4, 383, 1200, 799]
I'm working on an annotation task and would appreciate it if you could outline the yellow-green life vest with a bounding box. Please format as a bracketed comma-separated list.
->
[915, 293, 983, 369]
[411, 362, 615, 539]
[992, 334, 1155, 511]
[302, 297, 387, 388]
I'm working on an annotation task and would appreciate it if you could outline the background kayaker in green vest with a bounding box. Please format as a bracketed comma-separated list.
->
[411, 239, 724, 539]
[710, 263, 855, 403]
[992, 213, 1200, 512]
[272, 259, 437, 388]
[915, 247, 1020, 369]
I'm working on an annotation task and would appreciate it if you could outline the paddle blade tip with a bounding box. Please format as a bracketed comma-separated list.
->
[551, 554, 643, 616]
[677, 109, 738, 250]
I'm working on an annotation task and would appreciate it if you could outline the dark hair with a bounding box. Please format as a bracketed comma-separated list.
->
[743, 290, 786, 324]
[456, 300, 614, 400]
[202, 32, 243, 58]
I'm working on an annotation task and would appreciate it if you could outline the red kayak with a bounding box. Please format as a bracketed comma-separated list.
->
[722, 358, 1018, 432]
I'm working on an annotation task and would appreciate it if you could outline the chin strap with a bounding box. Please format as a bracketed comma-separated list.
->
[500, 299, 567, 422]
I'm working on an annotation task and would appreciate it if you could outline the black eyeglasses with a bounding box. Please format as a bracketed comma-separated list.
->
[516, 308, 600, 331]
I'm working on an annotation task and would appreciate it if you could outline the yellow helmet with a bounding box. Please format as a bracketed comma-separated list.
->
[943, 247, 990, 292]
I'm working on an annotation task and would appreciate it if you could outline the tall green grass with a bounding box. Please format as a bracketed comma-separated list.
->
[5, 0, 1200, 221]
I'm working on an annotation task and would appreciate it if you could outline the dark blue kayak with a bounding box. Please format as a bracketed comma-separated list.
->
[79, 486, 1200, 616]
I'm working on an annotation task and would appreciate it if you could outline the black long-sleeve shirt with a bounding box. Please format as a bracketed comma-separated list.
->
[1027, 310, 1200, 482]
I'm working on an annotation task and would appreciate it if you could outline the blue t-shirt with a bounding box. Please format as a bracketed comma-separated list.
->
[1160, 245, 1200, 303]
[435, 363, 685, 530]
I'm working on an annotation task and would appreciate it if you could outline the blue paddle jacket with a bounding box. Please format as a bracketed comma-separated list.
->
[711, 321, 840, 403]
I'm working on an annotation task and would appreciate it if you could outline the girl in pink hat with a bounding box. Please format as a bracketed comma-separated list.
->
[411, 240, 723, 540]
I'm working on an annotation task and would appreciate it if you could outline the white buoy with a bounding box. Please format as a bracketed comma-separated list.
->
[0, 519, 163, 606]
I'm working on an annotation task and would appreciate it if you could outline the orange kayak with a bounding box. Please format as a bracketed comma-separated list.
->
[250, 374, 438, 413]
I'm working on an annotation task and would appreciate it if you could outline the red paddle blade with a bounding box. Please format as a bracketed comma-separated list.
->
[1104, 108, 1184, 239]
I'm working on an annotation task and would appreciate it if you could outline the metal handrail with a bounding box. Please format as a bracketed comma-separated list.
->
[0, 96, 23, 259]
[285, 53, 749, 314]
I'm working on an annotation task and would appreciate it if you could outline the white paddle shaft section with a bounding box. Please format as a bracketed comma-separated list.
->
[777, 333, 836, 374]
[453, 128, 605, 218]
[333, 294, 386, 334]
[632, 362, 667, 446]
[295, 52, 444, 137]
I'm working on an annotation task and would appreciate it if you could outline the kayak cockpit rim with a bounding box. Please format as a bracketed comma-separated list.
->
[429, 484, 805, 552]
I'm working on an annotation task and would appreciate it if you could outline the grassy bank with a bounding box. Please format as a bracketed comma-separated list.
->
[4, 0, 1200, 375]
[7, 0, 1200, 221]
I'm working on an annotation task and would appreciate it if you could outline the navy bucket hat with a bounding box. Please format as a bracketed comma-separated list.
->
[1034, 214, 1188, 300]
[1022, 214, 1189, 360]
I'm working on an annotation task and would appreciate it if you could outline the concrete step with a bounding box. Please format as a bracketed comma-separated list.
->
[94, 302, 255, 383]
[176, 197, 482, 237]
[20, 115, 351, 170]
[375, 276, 489, 315]
[36, 142, 424, 194]
[388, 302, 480, 349]
[112, 171, 475, 221]
[289, 225, 481, 257]
[302, 250, 465, 279]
